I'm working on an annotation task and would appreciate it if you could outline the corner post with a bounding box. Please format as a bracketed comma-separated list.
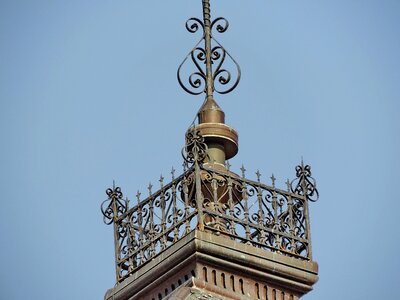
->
[101, 185, 129, 282]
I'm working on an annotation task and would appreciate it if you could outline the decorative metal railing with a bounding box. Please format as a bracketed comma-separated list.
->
[102, 131, 319, 283]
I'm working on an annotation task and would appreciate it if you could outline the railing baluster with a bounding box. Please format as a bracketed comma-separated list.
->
[112, 197, 121, 282]
[159, 176, 167, 251]
[301, 175, 312, 259]
[148, 184, 155, 258]
[212, 174, 221, 234]
[227, 175, 236, 236]
[271, 188, 279, 251]
[242, 180, 251, 244]
[172, 179, 179, 242]
[183, 174, 191, 235]
[136, 191, 145, 265]
[126, 219, 135, 273]
[286, 180, 295, 254]
[257, 185, 265, 245]
[195, 162, 204, 231]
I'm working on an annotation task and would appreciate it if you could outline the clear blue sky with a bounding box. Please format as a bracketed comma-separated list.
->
[1, 1, 399, 299]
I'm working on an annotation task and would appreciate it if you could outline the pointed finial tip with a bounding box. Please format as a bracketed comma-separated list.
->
[171, 166, 176, 179]
[286, 179, 291, 191]
[270, 173, 276, 187]
[240, 164, 246, 178]
[256, 170, 261, 182]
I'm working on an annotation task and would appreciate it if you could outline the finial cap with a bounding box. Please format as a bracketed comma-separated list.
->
[198, 97, 225, 124]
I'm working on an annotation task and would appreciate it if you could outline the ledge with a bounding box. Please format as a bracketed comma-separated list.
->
[105, 230, 318, 300]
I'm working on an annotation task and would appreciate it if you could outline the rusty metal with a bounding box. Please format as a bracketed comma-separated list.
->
[102, 132, 319, 283]
[190, 123, 238, 160]
[177, 0, 241, 97]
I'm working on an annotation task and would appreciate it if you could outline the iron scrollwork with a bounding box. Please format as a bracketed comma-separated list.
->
[177, 14, 241, 95]
[182, 130, 208, 165]
[291, 162, 319, 202]
[101, 185, 128, 225]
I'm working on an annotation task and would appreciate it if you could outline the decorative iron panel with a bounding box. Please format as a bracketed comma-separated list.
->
[102, 131, 318, 282]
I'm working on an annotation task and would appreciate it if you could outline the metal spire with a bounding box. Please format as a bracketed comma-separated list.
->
[178, 0, 241, 163]
[177, 0, 241, 99]
[202, 0, 214, 100]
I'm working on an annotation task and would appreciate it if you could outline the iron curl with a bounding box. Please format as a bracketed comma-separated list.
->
[185, 18, 204, 34]
[211, 17, 229, 34]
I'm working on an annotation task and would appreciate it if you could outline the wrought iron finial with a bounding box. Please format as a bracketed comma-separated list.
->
[177, 0, 241, 97]
[159, 175, 164, 188]
[136, 190, 141, 201]
[291, 162, 319, 202]
[256, 170, 262, 182]
[101, 184, 128, 225]
[270, 173, 276, 187]
[240, 164, 246, 178]
[171, 166, 176, 180]
[182, 130, 208, 165]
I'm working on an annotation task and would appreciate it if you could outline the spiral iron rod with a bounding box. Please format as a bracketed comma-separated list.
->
[202, 0, 214, 99]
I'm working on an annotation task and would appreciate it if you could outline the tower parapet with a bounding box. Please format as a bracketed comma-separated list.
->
[102, 133, 318, 299]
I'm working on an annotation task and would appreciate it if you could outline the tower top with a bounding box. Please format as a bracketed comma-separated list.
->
[102, 2, 320, 299]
